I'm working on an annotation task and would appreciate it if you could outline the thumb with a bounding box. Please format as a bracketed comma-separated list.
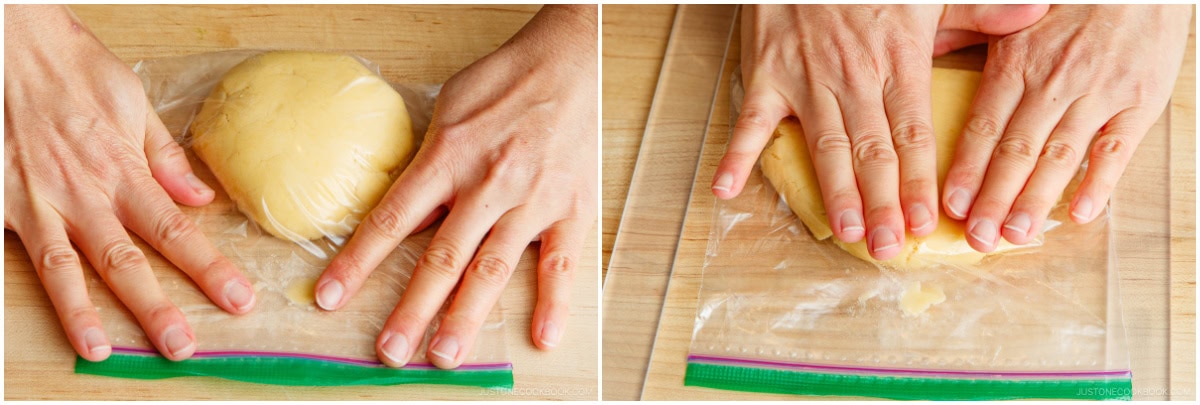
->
[143, 104, 215, 207]
[933, 29, 988, 57]
[939, 4, 1049, 36]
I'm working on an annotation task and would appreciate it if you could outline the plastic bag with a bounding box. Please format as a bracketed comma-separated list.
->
[74, 50, 513, 389]
[682, 68, 1132, 400]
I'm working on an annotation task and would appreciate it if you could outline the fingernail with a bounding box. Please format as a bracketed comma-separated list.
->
[540, 321, 560, 348]
[1003, 212, 1032, 237]
[712, 172, 733, 193]
[185, 173, 212, 194]
[969, 219, 998, 248]
[83, 327, 111, 356]
[430, 336, 460, 362]
[870, 228, 899, 253]
[380, 332, 410, 367]
[163, 326, 194, 358]
[909, 203, 934, 233]
[1072, 196, 1094, 222]
[316, 280, 343, 310]
[947, 188, 972, 218]
[840, 210, 865, 235]
[223, 279, 255, 312]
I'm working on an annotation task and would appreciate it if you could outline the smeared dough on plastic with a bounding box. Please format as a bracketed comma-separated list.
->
[900, 281, 946, 317]
[286, 278, 318, 305]
[192, 51, 414, 241]
[760, 68, 1038, 267]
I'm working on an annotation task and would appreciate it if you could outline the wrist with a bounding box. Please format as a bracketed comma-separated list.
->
[5, 5, 81, 46]
[500, 5, 596, 70]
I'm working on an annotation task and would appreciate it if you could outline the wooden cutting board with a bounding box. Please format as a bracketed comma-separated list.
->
[602, 4, 1195, 400]
[4, 5, 598, 400]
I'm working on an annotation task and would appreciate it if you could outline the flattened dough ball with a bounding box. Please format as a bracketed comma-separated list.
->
[760, 68, 1039, 267]
[192, 51, 415, 241]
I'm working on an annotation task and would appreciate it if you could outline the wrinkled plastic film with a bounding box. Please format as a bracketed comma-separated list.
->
[77, 50, 511, 388]
[683, 68, 1131, 400]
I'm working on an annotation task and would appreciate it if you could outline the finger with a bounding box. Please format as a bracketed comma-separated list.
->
[713, 87, 789, 199]
[798, 88, 866, 244]
[933, 29, 987, 57]
[375, 193, 506, 367]
[317, 160, 453, 311]
[116, 177, 255, 314]
[939, 4, 1050, 36]
[428, 209, 543, 369]
[839, 89, 904, 260]
[1072, 108, 1155, 224]
[965, 93, 1070, 252]
[19, 212, 111, 362]
[67, 206, 194, 361]
[143, 106, 214, 207]
[1001, 102, 1102, 244]
[883, 66, 939, 237]
[942, 42, 1025, 220]
[532, 218, 588, 351]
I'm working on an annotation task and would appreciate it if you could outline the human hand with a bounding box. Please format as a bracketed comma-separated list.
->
[315, 5, 597, 369]
[4, 5, 255, 362]
[716, 4, 1047, 260]
[940, 5, 1191, 252]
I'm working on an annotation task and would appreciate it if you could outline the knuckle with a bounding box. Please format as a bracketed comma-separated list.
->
[418, 244, 464, 280]
[735, 109, 776, 133]
[1091, 134, 1131, 162]
[901, 177, 935, 197]
[852, 139, 899, 166]
[539, 254, 575, 281]
[947, 162, 986, 187]
[825, 190, 861, 210]
[1039, 141, 1079, 166]
[331, 251, 370, 280]
[864, 204, 902, 222]
[154, 139, 187, 163]
[811, 131, 851, 155]
[367, 205, 408, 236]
[142, 301, 179, 324]
[64, 305, 97, 325]
[992, 135, 1039, 162]
[39, 244, 81, 277]
[442, 311, 485, 332]
[890, 121, 935, 154]
[99, 240, 147, 279]
[962, 115, 1005, 141]
[470, 254, 513, 285]
[154, 210, 194, 247]
[384, 310, 427, 336]
[435, 122, 471, 144]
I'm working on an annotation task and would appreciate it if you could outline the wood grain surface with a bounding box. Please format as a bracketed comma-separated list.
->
[4, 4, 597, 400]
[601, 4, 1196, 400]
[601, 4, 677, 280]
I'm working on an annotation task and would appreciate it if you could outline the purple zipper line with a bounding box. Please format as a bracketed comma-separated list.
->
[688, 354, 1131, 380]
[110, 346, 512, 371]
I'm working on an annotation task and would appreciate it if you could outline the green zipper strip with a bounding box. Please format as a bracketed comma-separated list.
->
[685, 361, 1131, 400]
[76, 353, 514, 389]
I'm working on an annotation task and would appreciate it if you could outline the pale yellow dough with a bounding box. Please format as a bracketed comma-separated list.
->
[286, 278, 318, 305]
[899, 282, 946, 317]
[192, 51, 414, 241]
[760, 68, 1032, 267]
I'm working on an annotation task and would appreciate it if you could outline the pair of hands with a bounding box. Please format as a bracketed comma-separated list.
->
[4, 4, 596, 369]
[718, 4, 1190, 260]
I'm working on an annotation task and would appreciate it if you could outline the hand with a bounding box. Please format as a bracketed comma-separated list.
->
[4, 5, 255, 362]
[941, 5, 1191, 252]
[716, 4, 1047, 260]
[314, 5, 597, 369]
